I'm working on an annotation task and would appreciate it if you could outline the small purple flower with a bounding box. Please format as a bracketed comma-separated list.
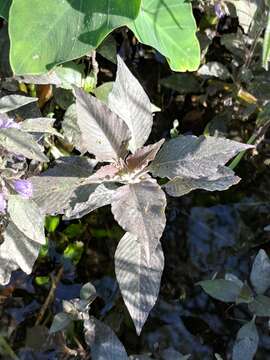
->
[0, 192, 7, 213]
[214, 2, 225, 19]
[0, 114, 20, 129]
[13, 179, 33, 198]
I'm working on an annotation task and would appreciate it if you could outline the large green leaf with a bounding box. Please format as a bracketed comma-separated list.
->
[9, 0, 141, 75]
[129, 0, 200, 71]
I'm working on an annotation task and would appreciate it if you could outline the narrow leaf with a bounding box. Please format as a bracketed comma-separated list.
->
[111, 180, 166, 260]
[115, 232, 164, 335]
[84, 317, 128, 360]
[108, 56, 153, 152]
[232, 320, 259, 360]
[250, 249, 270, 295]
[75, 87, 130, 161]
[0, 95, 38, 113]
[263, 10, 270, 70]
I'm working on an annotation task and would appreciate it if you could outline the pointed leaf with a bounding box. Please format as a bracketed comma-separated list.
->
[87, 165, 120, 183]
[49, 312, 72, 334]
[115, 232, 164, 335]
[0, 95, 38, 113]
[0, 221, 43, 285]
[129, 0, 200, 72]
[0, 128, 49, 162]
[198, 279, 242, 302]
[31, 157, 97, 214]
[150, 135, 253, 179]
[84, 317, 128, 360]
[8, 195, 45, 244]
[75, 87, 130, 161]
[126, 139, 165, 171]
[108, 56, 153, 152]
[248, 294, 270, 316]
[250, 249, 270, 295]
[20, 117, 60, 137]
[111, 180, 166, 260]
[64, 183, 118, 220]
[164, 166, 241, 197]
[232, 320, 259, 360]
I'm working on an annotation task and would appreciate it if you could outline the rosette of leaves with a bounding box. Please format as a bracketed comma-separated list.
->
[199, 249, 270, 359]
[0, 94, 58, 285]
[32, 56, 253, 334]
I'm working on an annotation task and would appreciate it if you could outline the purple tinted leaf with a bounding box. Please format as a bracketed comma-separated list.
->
[84, 317, 128, 360]
[126, 139, 165, 171]
[75, 87, 130, 162]
[108, 55, 153, 152]
[232, 320, 258, 360]
[0, 192, 7, 213]
[0, 113, 20, 129]
[88, 164, 120, 183]
[115, 232, 164, 334]
[111, 180, 166, 261]
[0, 95, 38, 113]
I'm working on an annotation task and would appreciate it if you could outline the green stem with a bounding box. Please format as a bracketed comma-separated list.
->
[0, 336, 19, 360]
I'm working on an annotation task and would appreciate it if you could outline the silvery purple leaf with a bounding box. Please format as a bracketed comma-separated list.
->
[0, 95, 38, 113]
[111, 179, 166, 261]
[31, 157, 97, 215]
[87, 164, 120, 183]
[84, 317, 128, 360]
[250, 250, 270, 295]
[108, 56, 153, 152]
[0, 128, 49, 162]
[232, 320, 258, 360]
[20, 117, 60, 137]
[0, 221, 43, 285]
[13, 179, 33, 198]
[0, 192, 7, 213]
[115, 232, 164, 335]
[75, 87, 130, 162]
[64, 183, 118, 220]
[150, 135, 253, 179]
[164, 166, 240, 197]
[0, 113, 20, 129]
[126, 139, 165, 171]
[214, 2, 225, 18]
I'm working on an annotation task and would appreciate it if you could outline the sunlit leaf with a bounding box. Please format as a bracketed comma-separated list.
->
[84, 317, 128, 360]
[198, 279, 242, 302]
[20, 117, 60, 137]
[263, 10, 270, 70]
[75, 87, 130, 161]
[0, 128, 49, 162]
[115, 232, 164, 335]
[129, 0, 200, 71]
[229, 0, 261, 33]
[0, 95, 37, 113]
[197, 62, 231, 80]
[31, 157, 96, 214]
[232, 320, 259, 360]
[250, 249, 270, 295]
[108, 56, 153, 152]
[8, 195, 45, 244]
[9, 0, 141, 75]
[111, 180, 166, 260]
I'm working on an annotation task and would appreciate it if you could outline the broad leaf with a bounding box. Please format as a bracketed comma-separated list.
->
[0, 0, 11, 20]
[0, 221, 44, 284]
[115, 232, 164, 334]
[197, 62, 231, 80]
[0, 95, 37, 113]
[111, 180, 166, 260]
[108, 56, 153, 152]
[198, 279, 242, 302]
[84, 317, 128, 360]
[49, 312, 72, 334]
[75, 87, 130, 161]
[9, 0, 141, 75]
[31, 157, 96, 214]
[64, 183, 118, 220]
[250, 249, 270, 294]
[126, 139, 165, 171]
[229, 0, 261, 33]
[164, 166, 241, 197]
[248, 294, 270, 316]
[129, 0, 200, 72]
[150, 135, 253, 179]
[8, 195, 45, 244]
[0, 128, 49, 162]
[232, 320, 259, 360]
[15, 71, 62, 85]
